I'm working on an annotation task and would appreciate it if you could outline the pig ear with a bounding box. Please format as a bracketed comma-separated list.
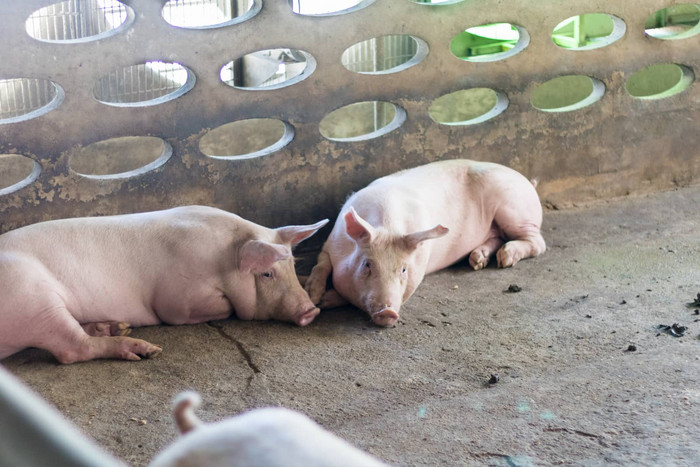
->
[276, 219, 329, 247]
[403, 225, 449, 250]
[344, 207, 376, 245]
[239, 240, 292, 273]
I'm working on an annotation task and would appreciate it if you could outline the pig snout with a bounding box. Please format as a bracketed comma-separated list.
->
[364, 290, 402, 327]
[275, 283, 320, 326]
[295, 306, 320, 327]
[371, 307, 399, 327]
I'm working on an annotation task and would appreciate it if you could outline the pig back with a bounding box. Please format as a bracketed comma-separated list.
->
[0, 207, 241, 325]
[422, 159, 542, 271]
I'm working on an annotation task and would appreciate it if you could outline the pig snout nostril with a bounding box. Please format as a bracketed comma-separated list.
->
[371, 307, 399, 327]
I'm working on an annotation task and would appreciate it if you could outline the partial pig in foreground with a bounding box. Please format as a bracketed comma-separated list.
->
[149, 392, 389, 467]
[0, 206, 327, 363]
[305, 159, 546, 327]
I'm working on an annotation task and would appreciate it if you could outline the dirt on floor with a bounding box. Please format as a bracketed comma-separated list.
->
[3, 185, 700, 466]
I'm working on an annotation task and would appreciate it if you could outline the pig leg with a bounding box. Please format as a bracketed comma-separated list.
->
[495, 224, 546, 268]
[469, 229, 505, 271]
[298, 276, 347, 307]
[2, 255, 160, 363]
[76, 334, 162, 363]
[305, 250, 333, 305]
[44, 317, 161, 364]
[31, 304, 161, 364]
[491, 198, 546, 268]
[81, 321, 132, 337]
[305, 250, 349, 309]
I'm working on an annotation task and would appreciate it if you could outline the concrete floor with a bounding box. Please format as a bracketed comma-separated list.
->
[3, 185, 700, 466]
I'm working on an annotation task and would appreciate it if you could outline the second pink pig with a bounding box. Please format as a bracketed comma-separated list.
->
[305, 159, 546, 327]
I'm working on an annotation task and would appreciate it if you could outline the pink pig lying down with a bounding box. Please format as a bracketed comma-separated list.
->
[305, 159, 546, 327]
[0, 206, 328, 363]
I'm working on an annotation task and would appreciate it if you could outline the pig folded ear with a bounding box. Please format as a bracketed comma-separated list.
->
[239, 240, 292, 273]
[344, 207, 376, 245]
[403, 225, 450, 250]
[276, 219, 330, 247]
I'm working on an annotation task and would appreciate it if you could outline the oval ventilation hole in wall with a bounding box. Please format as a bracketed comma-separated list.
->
[291, 0, 375, 16]
[220, 49, 316, 90]
[26, 0, 134, 43]
[645, 4, 700, 40]
[451, 23, 529, 62]
[342, 35, 429, 75]
[70, 136, 172, 179]
[531, 75, 605, 112]
[319, 101, 406, 142]
[429, 88, 508, 126]
[0, 78, 65, 125]
[0, 154, 41, 196]
[162, 0, 260, 29]
[199, 119, 294, 160]
[408, 0, 467, 5]
[625, 64, 694, 100]
[93, 61, 195, 107]
[552, 13, 626, 50]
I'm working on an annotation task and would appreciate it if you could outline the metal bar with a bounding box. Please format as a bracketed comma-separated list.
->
[11, 80, 20, 116]
[71, 0, 79, 41]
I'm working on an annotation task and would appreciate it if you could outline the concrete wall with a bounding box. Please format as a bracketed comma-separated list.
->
[1, 0, 698, 246]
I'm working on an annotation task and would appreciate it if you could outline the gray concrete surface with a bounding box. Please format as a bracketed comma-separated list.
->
[3, 185, 700, 466]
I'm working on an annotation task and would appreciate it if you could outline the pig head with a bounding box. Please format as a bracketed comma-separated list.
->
[331, 208, 448, 327]
[235, 220, 329, 327]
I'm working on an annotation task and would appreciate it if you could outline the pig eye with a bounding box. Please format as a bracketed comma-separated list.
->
[401, 266, 407, 274]
[260, 271, 274, 280]
[363, 260, 372, 269]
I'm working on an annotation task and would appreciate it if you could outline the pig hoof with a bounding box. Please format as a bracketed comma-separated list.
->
[144, 345, 163, 359]
[469, 250, 488, 271]
[371, 308, 399, 327]
[120, 339, 162, 361]
[125, 353, 142, 361]
[114, 322, 132, 336]
[497, 246, 519, 268]
[82, 321, 132, 337]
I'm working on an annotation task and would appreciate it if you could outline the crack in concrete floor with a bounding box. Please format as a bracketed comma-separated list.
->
[206, 322, 261, 375]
